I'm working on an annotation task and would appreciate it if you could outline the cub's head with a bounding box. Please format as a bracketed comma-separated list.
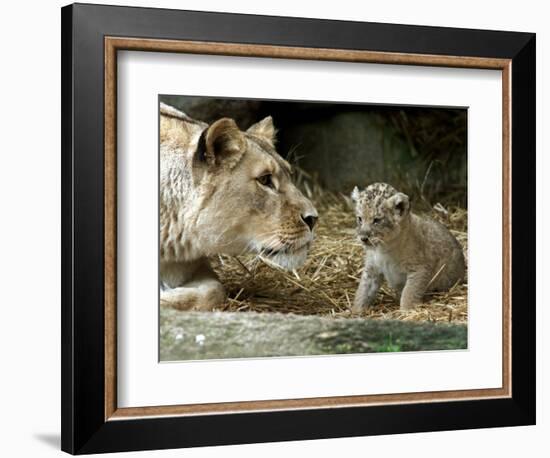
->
[191, 116, 318, 270]
[351, 183, 410, 247]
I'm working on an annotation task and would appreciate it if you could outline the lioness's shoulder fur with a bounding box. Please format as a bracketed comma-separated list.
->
[160, 102, 208, 127]
[160, 102, 207, 154]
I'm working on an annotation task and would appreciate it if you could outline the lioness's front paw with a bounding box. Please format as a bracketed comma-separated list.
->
[194, 282, 226, 311]
[160, 281, 226, 311]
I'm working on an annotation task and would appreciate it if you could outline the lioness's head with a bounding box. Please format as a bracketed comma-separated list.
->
[351, 183, 410, 247]
[190, 115, 318, 270]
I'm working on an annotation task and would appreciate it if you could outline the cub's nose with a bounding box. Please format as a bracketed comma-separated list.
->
[359, 234, 372, 245]
[301, 213, 318, 231]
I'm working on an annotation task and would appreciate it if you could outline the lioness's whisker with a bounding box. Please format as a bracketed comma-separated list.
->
[233, 256, 252, 276]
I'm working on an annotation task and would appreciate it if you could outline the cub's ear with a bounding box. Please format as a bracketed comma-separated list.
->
[247, 116, 276, 145]
[388, 192, 410, 216]
[351, 186, 361, 203]
[200, 118, 246, 169]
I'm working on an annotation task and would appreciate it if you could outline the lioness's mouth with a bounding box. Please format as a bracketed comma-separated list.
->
[261, 239, 311, 256]
[257, 240, 311, 271]
[262, 244, 305, 257]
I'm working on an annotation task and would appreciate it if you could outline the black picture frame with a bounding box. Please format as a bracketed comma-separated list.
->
[61, 3, 536, 454]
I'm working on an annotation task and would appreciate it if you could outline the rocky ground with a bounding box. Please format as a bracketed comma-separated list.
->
[160, 309, 467, 361]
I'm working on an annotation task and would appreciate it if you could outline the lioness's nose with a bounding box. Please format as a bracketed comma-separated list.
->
[301, 213, 318, 231]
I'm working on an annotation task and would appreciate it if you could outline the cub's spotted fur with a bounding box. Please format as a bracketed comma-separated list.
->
[351, 183, 465, 311]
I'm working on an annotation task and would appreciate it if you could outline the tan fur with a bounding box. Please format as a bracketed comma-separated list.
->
[351, 183, 465, 311]
[159, 103, 317, 310]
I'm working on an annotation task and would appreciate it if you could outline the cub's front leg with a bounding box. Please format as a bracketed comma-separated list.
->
[399, 269, 430, 310]
[160, 259, 226, 311]
[352, 254, 383, 313]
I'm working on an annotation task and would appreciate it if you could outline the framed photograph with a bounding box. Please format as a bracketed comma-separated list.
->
[61, 3, 536, 454]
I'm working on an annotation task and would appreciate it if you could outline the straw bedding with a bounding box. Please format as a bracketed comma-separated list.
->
[211, 173, 468, 324]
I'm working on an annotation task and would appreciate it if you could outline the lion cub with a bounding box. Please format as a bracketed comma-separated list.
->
[351, 183, 465, 311]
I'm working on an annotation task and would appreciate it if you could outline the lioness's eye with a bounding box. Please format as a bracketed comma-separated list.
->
[357, 216, 362, 224]
[257, 174, 274, 189]
[373, 217, 382, 225]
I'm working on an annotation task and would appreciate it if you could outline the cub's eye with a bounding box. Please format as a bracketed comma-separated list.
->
[373, 217, 383, 225]
[257, 174, 275, 189]
[356, 216, 363, 224]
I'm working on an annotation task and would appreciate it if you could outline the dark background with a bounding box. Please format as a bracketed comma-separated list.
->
[160, 95, 468, 207]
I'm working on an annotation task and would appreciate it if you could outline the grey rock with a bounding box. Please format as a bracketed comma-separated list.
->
[160, 309, 467, 361]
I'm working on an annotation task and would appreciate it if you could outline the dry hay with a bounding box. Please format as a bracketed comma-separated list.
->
[211, 171, 468, 324]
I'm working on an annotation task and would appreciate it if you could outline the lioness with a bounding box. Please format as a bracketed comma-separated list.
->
[160, 103, 318, 310]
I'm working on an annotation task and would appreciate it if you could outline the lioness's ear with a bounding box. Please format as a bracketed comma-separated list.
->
[247, 116, 276, 144]
[202, 118, 246, 169]
[351, 186, 361, 203]
[388, 192, 410, 216]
